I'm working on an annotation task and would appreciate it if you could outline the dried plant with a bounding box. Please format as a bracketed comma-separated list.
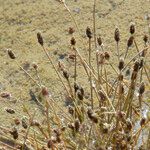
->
[0, 1, 150, 150]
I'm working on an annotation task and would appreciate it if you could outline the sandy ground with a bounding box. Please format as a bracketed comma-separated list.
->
[0, 0, 150, 125]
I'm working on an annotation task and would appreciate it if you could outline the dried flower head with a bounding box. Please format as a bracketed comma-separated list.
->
[5, 108, 15, 114]
[37, 32, 44, 46]
[10, 127, 18, 140]
[74, 119, 80, 132]
[68, 27, 75, 34]
[68, 105, 74, 116]
[118, 58, 124, 71]
[77, 91, 84, 100]
[7, 49, 16, 59]
[74, 82, 79, 93]
[97, 36, 102, 46]
[47, 139, 54, 148]
[133, 61, 140, 72]
[63, 70, 69, 80]
[114, 27, 120, 42]
[127, 36, 134, 47]
[139, 82, 145, 95]
[32, 62, 38, 70]
[86, 27, 92, 39]
[41, 86, 49, 97]
[70, 37, 76, 46]
[104, 51, 110, 60]
[140, 117, 146, 126]
[143, 34, 148, 44]
[130, 23, 135, 34]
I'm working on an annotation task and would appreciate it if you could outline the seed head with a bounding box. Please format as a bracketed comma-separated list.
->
[32, 62, 38, 70]
[5, 108, 15, 114]
[143, 35, 148, 44]
[10, 127, 18, 140]
[77, 91, 84, 100]
[37, 32, 44, 46]
[127, 36, 134, 47]
[98, 90, 106, 101]
[7, 49, 16, 59]
[118, 58, 124, 71]
[114, 27, 120, 42]
[14, 118, 20, 125]
[68, 106, 74, 116]
[70, 37, 76, 46]
[133, 61, 140, 72]
[99, 52, 105, 64]
[139, 82, 145, 95]
[62, 70, 69, 80]
[130, 23, 135, 34]
[74, 119, 80, 132]
[104, 51, 110, 60]
[41, 86, 49, 97]
[97, 36, 102, 46]
[74, 82, 79, 93]
[22, 118, 28, 129]
[68, 27, 75, 34]
[86, 27, 92, 39]
[47, 139, 54, 148]
[140, 117, 146, 126]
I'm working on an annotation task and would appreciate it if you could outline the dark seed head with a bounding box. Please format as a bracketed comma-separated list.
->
[63, 70, 69, 80]
[133, 61, 140, 72]
[7, 49, 16, 59]
[139, 82, 145, 95]
[114, 27, 120, 42]
[10, 127, 18, 140]
[118, 58, 124, 71]
[68, 106, 74, 116]
[130, 23, 135, 34]
[127, 36, 134, 47]
[86, 27, 92, 39]
[32, 62, 38, 70]
[41, 86, 49, 97]
[70, 37, 76, 46]
[143, 35, 148, 44]
[140, 117, 146, 126]
[47, 139, 54, 148]
[74, 119, 80, 132]
[77, 91, 84, 100]
[74, 83, 79, 93]
[5, 108, 15, 114]
[104, 51, 110, 60]
[68, 27, 75, 34]
[97, 36, 102, 46]
[22, 118, 28, 129]
[37, 32, 44, 46]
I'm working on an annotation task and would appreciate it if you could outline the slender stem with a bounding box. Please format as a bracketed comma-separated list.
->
[88, 38, 93, 108]
[124, 47, 129, 60]
[15, 60, 41, 88]
[116, 42, 120, 61]
[93, 0, 96, 49]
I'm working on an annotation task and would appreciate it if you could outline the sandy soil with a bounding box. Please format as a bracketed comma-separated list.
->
[0, 0, 150, 125]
